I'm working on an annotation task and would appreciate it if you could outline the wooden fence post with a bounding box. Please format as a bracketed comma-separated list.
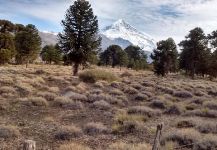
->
[23, 140, 36, 150]
[152, 123, 163, 150]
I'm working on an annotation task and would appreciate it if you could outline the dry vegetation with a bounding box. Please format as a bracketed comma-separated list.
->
[0, 64, 217, 149]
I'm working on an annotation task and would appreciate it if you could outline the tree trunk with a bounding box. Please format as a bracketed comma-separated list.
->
[23, 140, 36, 150]
[73, 63, 79, 76]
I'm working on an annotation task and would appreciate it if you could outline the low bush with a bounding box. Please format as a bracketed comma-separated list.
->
[59, 143, 91, 150]
[108, 142, 151, 150]
[92, 100, 111, 110]
[0, 125, 20, 139]
[29, 97, 48, 107]
[203, 101, 217, 110]
[149, 100, 167, 109]
[193, 134, 217, 150]
[37, 91, 56, 101]
[55, 125, 83, 141]
[53, 97, 83, 109]
[173, 91, 193, 98]
[128, 106, 161, 117]
[184, 109, 217, 118]
[79, 69, 119, 83]
[84, 122, 110, 135]
[134, 94, 148, 101]
[164, 105, 184, 115]
[161, 129, 201, 148]
[196, 122, 217, 134]
[176, 119, 196, 128]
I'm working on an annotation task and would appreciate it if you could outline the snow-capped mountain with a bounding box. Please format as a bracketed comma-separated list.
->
[101, 19, 156, 52]
[39, 19, 156, 62]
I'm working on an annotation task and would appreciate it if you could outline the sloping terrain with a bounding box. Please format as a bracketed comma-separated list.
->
[0, 65, 217, 150]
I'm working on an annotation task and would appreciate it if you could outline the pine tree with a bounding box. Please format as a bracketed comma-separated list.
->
[124, 45, 148, 70]
[151, 38, 178, 76]
[208, 31, 217, 78]
[0, 33, 15, 64]
[15, 24, 41, 67]
[0, 20, 14, 33]
[179, 27, 210, 78]
[41, 44, 62, 64]
[59, 0, 101, 76]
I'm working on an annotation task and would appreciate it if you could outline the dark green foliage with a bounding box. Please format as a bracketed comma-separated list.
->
[0, 33, 15, 64]
[40, 44, 62, 64]
[125, 45, 148, 70]
[0, 20, 14, 33]
[151, 38, 178, 76]
[179, 27, 210, 78]
[59, 0, 101, 75]
[208, 31, 217, 78]
[0, 49, 11, 64]
[100, 45, 128, 68]
[15, 24, 41, 66]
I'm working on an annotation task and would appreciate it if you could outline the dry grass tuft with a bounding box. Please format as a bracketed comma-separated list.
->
[84, 122, 110, 135]
[79, 69, 119, 83]
[37, 91, 57, 101]
[173, 91, 193, 98]
[109, 142, 151, 150]
[128, 106, 161, 117]
[29, 97, 49, 107]
[53, 96, 83, 109]
[93, 100, 111, 110]
[193, 134, 217, 150]
[0, 125, 20, 139]
[55, 125, 83, 141]
[59, 143, 91, 150]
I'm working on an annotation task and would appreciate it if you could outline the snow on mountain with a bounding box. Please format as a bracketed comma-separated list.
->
[101, 19, 156, 52]
[39, 31, 58, 47]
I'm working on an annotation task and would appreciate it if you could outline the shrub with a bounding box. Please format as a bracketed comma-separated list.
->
[37, 92, 56, 101]
[0, 126, 20, 139]
[92, 100, 111, 110]
[134, 94, 148, 101]
[149, 100, 167, 109]
[157, 86, 174, 95]
[108, 142, 151, 150]
[55, 125, 83, 141]
[128, 106, 161, 117]
[0, 86, 16, 94]
[53, 97, 83, 109]
[123, 86, 138, 95]
[59, 143, 91, 150]
[164, 105, 184, 115]
[64, 91, 87, 101]
[193, 134, 217, 150]
[173, 91, 193, 98]
[184, 109, 217, 118]
[161, 129, 201, 148]
[79, 69, 118, 83]
[120, 71, 133, 77]
[203, 101, 217, 110]
[29, 97, 48, 107]
[84, 122, 110, 135]
[197, 122, 217, 134]
[176, 119, 196, 128]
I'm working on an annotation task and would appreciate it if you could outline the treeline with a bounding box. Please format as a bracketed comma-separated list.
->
[0, 20, 41, 67]
[99, 45, 148, 70]
[151, 27, 217, 79]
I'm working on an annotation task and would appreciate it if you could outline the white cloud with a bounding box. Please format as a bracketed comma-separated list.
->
[0, 0, 217, 43]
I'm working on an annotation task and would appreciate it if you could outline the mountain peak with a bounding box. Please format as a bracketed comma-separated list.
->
[102, 20, 156, 52]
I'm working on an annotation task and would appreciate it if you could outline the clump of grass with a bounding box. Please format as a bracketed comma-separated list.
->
[37, 91, 57, 101]
[79, 69, 119, 83]
[55, 125, 83, 141]
[92, 100, 111, 110]
[203, 101, 217, 110]
[161, 129, 201, 148]
[84, 122, 110, 135]
[128, 106, 161, 117]
[121, 71, 133, 77]
[29, 97, 48, 107]
[0, 125, 20, 139]
[196, 122, 217, 134]
[193, 134, 217, 150]
[149, 100, 168, 110]
[59, 143, 91, 150]
[175, 119, 197, 128]
[157, 86, 174, 95]
[134, 94, 148, 101]
[184, 109, 217, 118]
[53, 96, 83, 109]
[108, 142, 151, 150]
[173, 91, 193, 98]
[112, 110, 146, 134]
[0, 86, 16, 94]
[164, 105, 184, 115]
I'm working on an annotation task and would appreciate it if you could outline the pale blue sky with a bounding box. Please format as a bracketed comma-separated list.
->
[1, 0, 217, 42]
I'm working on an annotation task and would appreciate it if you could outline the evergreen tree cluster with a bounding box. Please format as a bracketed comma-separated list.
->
[99, 45, 148, 70]
[152, 27, 217, 79]
[0, 20, 41, 66]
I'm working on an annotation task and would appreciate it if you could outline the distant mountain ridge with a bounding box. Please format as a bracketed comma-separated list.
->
[39, 19, 156, 62]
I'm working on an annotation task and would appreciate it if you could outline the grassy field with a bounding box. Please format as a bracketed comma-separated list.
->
[0, 64, 217, 150]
